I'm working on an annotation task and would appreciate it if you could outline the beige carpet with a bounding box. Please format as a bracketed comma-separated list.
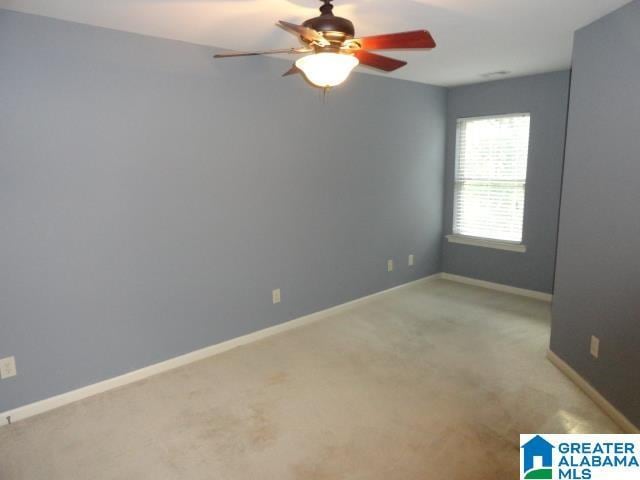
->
[0, 279, 619, 479]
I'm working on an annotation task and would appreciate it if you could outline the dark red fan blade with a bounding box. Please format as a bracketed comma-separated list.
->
[282, 65, 301, 77]
[277, 21, 329, 46]
[214, 47, 310, 58]
[354, 51, 407, 72]
[358, 30, 436, 50]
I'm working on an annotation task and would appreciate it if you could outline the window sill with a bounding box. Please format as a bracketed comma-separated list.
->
[446, 234, 527, 253]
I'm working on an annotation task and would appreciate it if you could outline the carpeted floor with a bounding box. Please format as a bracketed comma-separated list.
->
[0, 279, 619, 479]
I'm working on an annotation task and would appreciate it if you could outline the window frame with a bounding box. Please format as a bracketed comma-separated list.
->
[450, 112, 531, 252]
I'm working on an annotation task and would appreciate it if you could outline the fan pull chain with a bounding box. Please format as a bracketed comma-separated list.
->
[320, 86, 331, 103]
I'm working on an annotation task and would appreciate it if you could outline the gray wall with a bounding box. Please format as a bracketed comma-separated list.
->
[550, 0, 640, 426]
[442, 72, 570, 293]
[0, 9, 446, 413]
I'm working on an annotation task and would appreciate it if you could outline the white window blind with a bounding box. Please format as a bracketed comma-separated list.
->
[453, 114, 531, 243]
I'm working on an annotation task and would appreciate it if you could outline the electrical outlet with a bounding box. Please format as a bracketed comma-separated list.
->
[272, 289, 281, 304]
[590, 336, 600, 359]
[0, 356, 16, 379]
[408, 254, 415, 266]
[387, 259, 394, 272]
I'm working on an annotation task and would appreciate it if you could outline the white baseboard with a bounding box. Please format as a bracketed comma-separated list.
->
[440, 272, 553, 302]
[547, 350, 639, 433]
[1, 274, 440, 427]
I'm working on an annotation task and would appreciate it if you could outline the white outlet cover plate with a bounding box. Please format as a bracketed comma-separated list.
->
[0, 356, 17, 379]
[387, 260, 394, 272]
[590, 336, 600, 358]
[272, 289, 281, 304]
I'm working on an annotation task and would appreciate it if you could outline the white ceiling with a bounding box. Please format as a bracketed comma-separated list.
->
[0, 0, 631, 86]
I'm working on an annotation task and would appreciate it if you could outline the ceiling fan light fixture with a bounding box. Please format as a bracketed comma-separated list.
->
[295, 53, 359, 88]
[214, 1, 436, 89]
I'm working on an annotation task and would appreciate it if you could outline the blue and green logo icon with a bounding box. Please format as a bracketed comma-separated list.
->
[521, 435, 554, 479]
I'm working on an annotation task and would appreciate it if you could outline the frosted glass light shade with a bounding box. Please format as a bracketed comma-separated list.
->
[295, 53, 359, 88]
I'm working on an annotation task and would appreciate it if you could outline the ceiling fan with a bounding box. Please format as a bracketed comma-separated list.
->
[213, 0, 436, 89]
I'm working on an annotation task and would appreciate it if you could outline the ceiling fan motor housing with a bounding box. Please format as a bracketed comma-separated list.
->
[303, 0, 355, 47]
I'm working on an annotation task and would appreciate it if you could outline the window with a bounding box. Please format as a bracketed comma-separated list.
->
[452, 113, 530, 246]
